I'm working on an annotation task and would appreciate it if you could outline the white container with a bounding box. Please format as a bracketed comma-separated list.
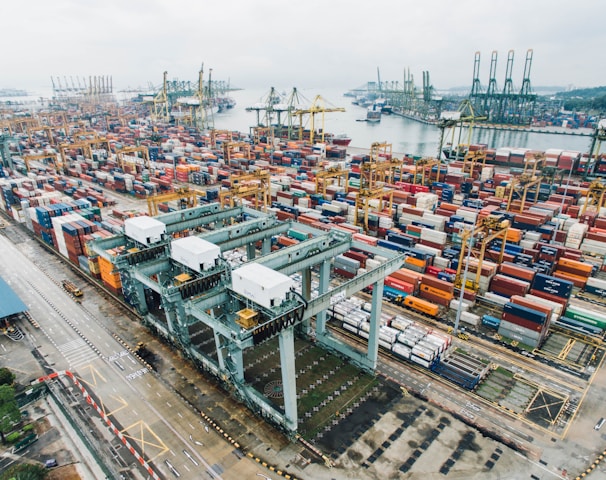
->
[231, 263, 295, 309]
[171, 236, 220, 272]
[124, 216, 166, 245]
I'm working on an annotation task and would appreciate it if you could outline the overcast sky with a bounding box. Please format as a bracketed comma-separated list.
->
[3, 0, 603, 95]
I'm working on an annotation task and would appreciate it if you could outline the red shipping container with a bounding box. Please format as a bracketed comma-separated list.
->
[501, 314, 545, 332]
[384, 277, 415, 294]
[510, 295, 553, 317]
[390, 268, 422, 287]
[425, 266, 442, 277]
[499, 263, 535, 282]
[529, 288, 568, 309]
[421, 274, 454, 294]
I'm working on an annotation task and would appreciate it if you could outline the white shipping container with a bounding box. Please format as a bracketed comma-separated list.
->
[410, 354, 431, 368]
[483, 292, 509, 306]
[392, 343, 412, 359]
[460, 311, 480, 327]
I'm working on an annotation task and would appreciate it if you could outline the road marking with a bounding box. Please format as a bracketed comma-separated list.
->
[147, 383, 152, 388]
[177, 412, 183, 418]
[156, 392, 162, 397]
[132, 410, 138, 416]
[166, 401, 172, 407]
[189, 423, 195, 430]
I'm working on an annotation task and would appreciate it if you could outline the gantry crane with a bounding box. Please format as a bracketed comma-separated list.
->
[20, 152, 60, 172]
[461, 148, 487, 178]
[413, 157, 440, 186]
[292, 95, 345, 144]
[505, 172, 542, 213]
[210, 129, 235, 149]
[11, 117, 39, 134]
[523, 152, 545, 177]
[37, 111, 68, 128]
[26, 124, 58, 146]
[314, 166, 349, 196]
[355, 142, 395, 231]
[147, 186, 202, 216]
[223, 141, 252, 162]
[580, 180, 606, 216]
[250, 126, 275, 147]
[115, 146, 150, 172]
[219, 170, 271, 211]
[454, 215, 510, 292]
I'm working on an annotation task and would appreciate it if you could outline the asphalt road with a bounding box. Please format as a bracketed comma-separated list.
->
[0, 229, 281, 480]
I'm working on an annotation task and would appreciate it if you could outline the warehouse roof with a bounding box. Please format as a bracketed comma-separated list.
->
[0, 275, 28, 319]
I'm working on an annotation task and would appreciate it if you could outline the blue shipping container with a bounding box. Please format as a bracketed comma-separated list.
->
[532, 273, 573, 298]
[503, 302, 547, 325]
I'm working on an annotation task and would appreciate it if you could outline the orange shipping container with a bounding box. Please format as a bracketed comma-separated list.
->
[557, 258, 593, 274]
[505, 228, 522, 243]
[553, 270, 587, 288]
[390, 268, 422, 287]
[419, 284, 454, 301]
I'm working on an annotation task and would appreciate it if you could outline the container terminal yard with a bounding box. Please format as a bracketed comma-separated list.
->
[1, 86, 606, 480]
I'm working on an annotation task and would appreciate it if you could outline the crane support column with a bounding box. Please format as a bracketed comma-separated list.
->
[279, 326, 298, 432]
[227, 344, 245, 383]
[246, 242, 256, 261]
[315, 259, 331, 336]
[262, 238, 271, 256]
[300, 267, 312, 333]
[214, 331, 227, 372]
[366, 279, 384, 369]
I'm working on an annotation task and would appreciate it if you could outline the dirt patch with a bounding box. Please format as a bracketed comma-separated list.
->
[47, 464, 81, 480]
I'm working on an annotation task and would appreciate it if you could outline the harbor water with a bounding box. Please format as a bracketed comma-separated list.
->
[213, 88, 593, 157]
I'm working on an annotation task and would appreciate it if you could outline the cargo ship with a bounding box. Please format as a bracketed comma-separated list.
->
[366, 104, 381, 122]
[331, 134, 352, 146]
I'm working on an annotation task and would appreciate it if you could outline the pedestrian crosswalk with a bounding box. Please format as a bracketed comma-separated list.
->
[57, 338, 97, 369]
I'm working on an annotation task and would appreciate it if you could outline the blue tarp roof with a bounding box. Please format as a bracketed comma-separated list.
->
[0, 275, 28, 319]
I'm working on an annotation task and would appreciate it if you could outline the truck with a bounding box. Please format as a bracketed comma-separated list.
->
[62, 280, 83, 297]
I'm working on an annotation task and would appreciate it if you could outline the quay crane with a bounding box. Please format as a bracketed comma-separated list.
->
[585, 119, 606, 179]
[438, 99, 487, 161]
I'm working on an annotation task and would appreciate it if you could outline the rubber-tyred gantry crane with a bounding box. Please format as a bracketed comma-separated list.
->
[454, 215, 510, 292]
[147, 186, 202, 216]
[314, 166, 349, 196]
[219, 170, 271, 211]
[355, 142, 395, 231]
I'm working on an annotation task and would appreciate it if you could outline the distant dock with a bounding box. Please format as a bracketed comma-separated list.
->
[391, 110, 594, 137]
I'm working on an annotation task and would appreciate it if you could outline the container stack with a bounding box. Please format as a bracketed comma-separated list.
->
[499, 302, 549, 348]
[333, 254, 360, 279]
[529, 273, 574, 310]
[418, 274, 454, 307]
